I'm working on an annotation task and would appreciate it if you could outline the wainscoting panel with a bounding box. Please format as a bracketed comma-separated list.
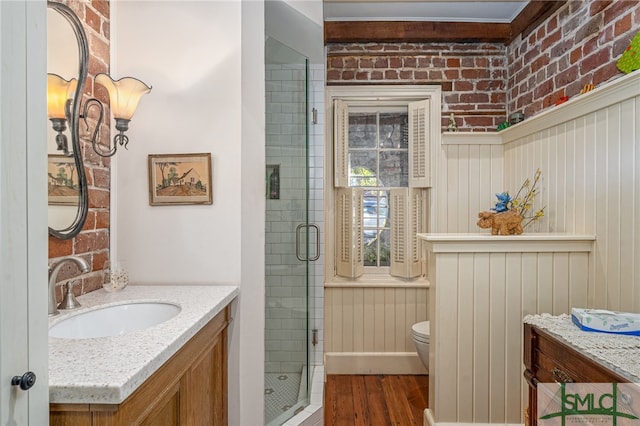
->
[423, 236, 593, 423]
[502, 82, 640, 312]
[325, 286, 428, 373]
[435, 136, 504, 233]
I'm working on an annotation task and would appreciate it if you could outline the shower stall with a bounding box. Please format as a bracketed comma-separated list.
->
[264, 37, 320, 425]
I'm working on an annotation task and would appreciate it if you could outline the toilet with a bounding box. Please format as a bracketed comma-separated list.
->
[411, 321, 430, 372]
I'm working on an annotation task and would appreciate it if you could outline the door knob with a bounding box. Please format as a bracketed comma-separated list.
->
[11, 371, 36, 391]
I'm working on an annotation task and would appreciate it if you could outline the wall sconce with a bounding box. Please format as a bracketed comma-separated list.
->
[47, 72, 151, 158]
[47, 73, 77, 156]
[85, 74, 152, 157]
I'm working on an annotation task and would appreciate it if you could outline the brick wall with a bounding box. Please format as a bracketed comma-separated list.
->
[327, 43, 508, 132]
[508, 1, 640, 118]
[48, 0, 111, 301]
[327, 1, 640, 131]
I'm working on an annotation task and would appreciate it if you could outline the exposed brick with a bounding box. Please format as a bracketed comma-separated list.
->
[541, 29, 562, 52]
[330, 58, 343, 68]
[49, 236, 73, 258]
[428, 70, 443, 80]
[454, 81, 474, 91]
[554, 65, 579, 87]
[443, 69, 459, 79]
[374, 58, 388, 68]
[460, 93, 490, 104]
[75, 231, 109, 254]
[359, 58, 374, 68]
[344, 57, 357, 68]
[531, 54, 550, 73]
[604, 1, 635, 25]
[356, 71, 369, 80]
[371, 70, 384, 80]
[461, 68, 490, 79]
[447, 58, 460, 68]
[613, 33, 635, 57]
[388, 57, 401, 68]
[96, 210, 110, 230]
[414, 71, 429, 80]
[575, 14, 604, 42]
[580, 48, 612, 74]
[91, 0, 109, 19]
[89, 188, 109, 209]
[615, 13, 633, 36]
[385, 70, 398, 79]
[590, 1, 613, 16]
[403, 57, 417, 67]
[326, 70, 341, 81]
[464, 116, 494, 127]
[593, 62, 623, 84]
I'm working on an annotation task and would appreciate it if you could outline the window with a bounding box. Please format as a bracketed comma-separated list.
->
[329, 87, 438, 281]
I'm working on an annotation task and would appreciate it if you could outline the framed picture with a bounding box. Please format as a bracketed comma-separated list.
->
[48, 155, 80, 205]
[148, 153, 213, 206]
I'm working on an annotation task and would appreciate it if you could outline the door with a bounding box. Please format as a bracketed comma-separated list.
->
[0, 1, 49, 424]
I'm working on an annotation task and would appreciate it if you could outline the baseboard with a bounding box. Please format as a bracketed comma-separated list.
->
[325, 352, 428, 374]
[424, 410, 523, 426]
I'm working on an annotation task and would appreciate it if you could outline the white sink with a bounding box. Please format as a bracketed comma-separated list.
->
[49, 302, 181, 339]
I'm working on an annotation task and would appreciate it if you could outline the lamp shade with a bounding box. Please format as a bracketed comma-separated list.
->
[95, 73, 152, 121]
[47, 73, 77, 119]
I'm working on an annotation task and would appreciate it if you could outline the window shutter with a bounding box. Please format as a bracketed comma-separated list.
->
[408, 99, 430, 188]
[334, 99, 349, 188]
[335, 187, 364, 278]
[390, 188, 423, 278]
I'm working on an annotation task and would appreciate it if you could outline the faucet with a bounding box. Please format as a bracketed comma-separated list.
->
[48, 256, 90, 316]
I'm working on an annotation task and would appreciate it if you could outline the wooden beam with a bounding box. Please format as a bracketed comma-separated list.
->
[324, 21, 512, 44]
[510, 0, 566, 41]
[324, 1, 569, 45]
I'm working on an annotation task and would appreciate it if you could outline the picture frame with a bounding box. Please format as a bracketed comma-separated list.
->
[47, 155, 80, 205]
[148, 153, 213, 206]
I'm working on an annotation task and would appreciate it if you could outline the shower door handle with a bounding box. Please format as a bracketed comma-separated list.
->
[296, 223, 320, 261]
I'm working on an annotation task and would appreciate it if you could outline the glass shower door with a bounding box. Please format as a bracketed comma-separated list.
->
[265, 37, 314, 425]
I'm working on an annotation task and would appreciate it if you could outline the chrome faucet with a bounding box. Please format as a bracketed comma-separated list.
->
[48, 256, 90, 316]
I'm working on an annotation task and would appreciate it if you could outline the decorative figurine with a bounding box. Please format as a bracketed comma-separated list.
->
[447, 112, 458, 132]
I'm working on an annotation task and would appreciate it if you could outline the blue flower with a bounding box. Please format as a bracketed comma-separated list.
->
[492, 192, 511, 212]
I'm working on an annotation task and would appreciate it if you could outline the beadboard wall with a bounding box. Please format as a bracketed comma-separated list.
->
[421, 235, 594, 424]
[501, 71, 640, 312]
[325, 285, 428, 373]
[435, 133, 504, 233]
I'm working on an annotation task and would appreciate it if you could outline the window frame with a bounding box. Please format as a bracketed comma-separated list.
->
[324, 85, 441, 285]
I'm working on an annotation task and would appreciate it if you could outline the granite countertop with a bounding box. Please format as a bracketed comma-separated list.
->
[48, 285, 239, 404]
[524, 313, 640, 382]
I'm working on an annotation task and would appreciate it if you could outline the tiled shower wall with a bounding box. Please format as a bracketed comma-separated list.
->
[265, 62, 325, 374]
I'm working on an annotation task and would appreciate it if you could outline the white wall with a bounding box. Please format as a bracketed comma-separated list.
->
[112, 1, 264, 425]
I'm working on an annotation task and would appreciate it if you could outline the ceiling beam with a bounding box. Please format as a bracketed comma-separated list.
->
[510, 1, 566, 40]
[324, 1, 568, 45]
[324, 21, 512, 43]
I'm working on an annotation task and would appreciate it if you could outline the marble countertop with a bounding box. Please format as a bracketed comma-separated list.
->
[48, 285, 238, 404]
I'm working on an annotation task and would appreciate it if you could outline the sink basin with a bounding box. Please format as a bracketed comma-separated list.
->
[49, 302, 181, 339]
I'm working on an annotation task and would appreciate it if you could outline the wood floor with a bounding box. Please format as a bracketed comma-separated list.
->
[324, 375, 429, 426]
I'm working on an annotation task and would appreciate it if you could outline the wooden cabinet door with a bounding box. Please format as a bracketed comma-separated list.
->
[181, 330, 226, 425]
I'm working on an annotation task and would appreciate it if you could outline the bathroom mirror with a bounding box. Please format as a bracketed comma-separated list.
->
[47, 1, 89, 239]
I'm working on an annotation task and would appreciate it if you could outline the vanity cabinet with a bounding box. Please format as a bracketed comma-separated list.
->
[523, 323, 629, 426]
[50, 306, 230, 426]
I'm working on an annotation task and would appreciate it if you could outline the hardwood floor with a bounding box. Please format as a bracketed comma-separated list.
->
[324, 375, 429, 426]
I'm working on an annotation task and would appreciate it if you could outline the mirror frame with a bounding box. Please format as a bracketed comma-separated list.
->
[48, 1, 89, 240]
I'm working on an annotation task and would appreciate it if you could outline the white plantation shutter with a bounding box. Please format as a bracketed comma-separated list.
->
[408, 99, 430, 188]
[390, 188, 423, 278]
[334, 99, 349, 188]
[335, 187, 364, 278]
